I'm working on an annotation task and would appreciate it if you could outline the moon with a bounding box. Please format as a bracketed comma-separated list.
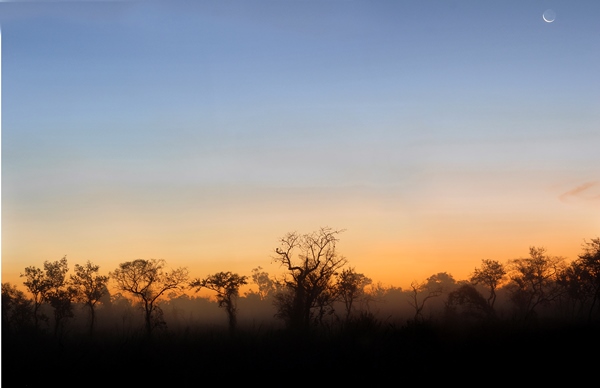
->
[543, 9, 556, 23]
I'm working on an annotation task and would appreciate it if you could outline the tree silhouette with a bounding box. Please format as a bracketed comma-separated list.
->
[1, 283, 34, 334]
[250, 267, 276, 300]
[425, 272, 457, 293]
[110, 259, 189, 335]
[507, 247, 565, 321]
[407, 276, 445, 322]
[190, 271, 248, 333]
[70, 260, 109, 335]
[272, 227, 347, 330]
[445, 284, 494, 323]
[558, 238, 600, 322]
[576, 238, 600, 320]
[20, 265, 49, 330]
[43, 257, 75, 337]
[313, 282, 337, 327]
[21, 256, 73, 335]
[470, 259, 506, 308]
[335, 267, 372, 321]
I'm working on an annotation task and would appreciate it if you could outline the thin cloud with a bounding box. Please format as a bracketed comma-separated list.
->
[559, 181, 600, 203]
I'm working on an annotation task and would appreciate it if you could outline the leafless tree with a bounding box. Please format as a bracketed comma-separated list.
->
[111, 259, 189, 335]
[407, 280, 440, 321]
[272, 227, 347, 330]
[407, 278, 444, 322]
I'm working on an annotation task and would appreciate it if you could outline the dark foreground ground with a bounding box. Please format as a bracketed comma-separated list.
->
[3, 320, 599, 386]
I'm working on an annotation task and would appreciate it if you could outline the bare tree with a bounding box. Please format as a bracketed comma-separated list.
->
[70, 260, 109, 335]
[470, 259, 506, 308]
[190, 271, 248, 333]
[272, 227, 347, 330]
[408, 272, 456, 322]
[407, 277, 444, 322]
[110, 259, 189, 335]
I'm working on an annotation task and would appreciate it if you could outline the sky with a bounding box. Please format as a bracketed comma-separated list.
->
[1, 0, 599, 291]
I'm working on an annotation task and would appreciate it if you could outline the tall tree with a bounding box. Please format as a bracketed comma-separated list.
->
[110, 259, 189, 335]
[1, 283, 34, 334]
[470, 259, 506, 308]
[507, 247, 565, 321]
[43, 257, 74, 337]
[558, 260, 593, 321]
[577, 238, 600, 321]
[272, 227, 347, 330]
[190, 271, 248, 333]
[407, 278, 444, 322]
[335, 267, 372, 321]
[21, 256, 73, 335]
[20, 265, 49, 330]
[70, 260, 109, 335]
[558, 238, 600, 322]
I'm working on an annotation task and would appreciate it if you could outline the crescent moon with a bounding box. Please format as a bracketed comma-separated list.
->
[543, 9, 556, 23]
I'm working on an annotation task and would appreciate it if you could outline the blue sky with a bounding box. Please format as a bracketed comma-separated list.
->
[2, 1, 599, 288]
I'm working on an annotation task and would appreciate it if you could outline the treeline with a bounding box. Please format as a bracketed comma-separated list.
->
[3, 228, 600, 340]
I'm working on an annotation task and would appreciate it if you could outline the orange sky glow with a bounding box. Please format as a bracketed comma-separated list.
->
[1, 1, 599, 296]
